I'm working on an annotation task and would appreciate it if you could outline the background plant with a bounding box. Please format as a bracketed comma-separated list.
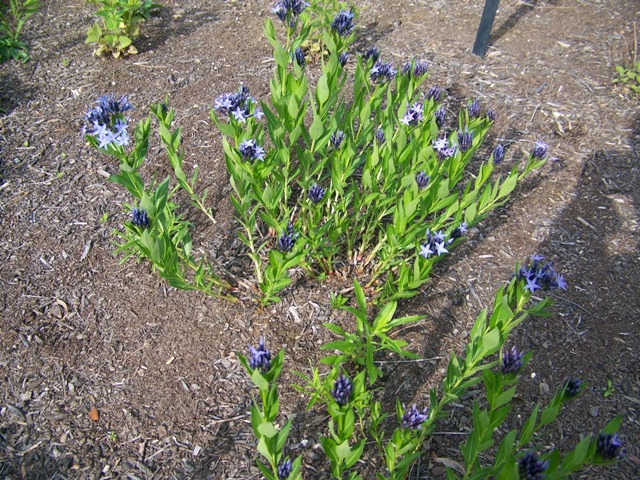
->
[86, 0, 160, 58]
[613, 21, 640, 96]
[0, 0, 39, 63]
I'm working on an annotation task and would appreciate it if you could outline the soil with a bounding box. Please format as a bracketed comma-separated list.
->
[1, 0, 639, 478]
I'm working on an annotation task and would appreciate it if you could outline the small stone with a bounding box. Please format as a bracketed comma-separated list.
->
[539, 382, 550, 396]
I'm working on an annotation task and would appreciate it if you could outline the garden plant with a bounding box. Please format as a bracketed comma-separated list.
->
[0, 0, 39, 63]
[82, 1, 625, 478]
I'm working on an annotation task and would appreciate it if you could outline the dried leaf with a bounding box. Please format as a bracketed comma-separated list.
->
[88, 407, 100, 422]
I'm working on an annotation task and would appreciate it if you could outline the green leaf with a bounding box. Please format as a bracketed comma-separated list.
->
[257, 421, 278, 438]
[86, 22, 102, 43]
[317, 73, 329, 106]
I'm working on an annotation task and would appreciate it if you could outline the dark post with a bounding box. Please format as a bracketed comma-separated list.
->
[473, 0, 500, 57]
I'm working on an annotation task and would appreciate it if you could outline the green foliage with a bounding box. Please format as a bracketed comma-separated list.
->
[86, 0, 161, 58]
[614, 60, 640, 95]
[0, 0, 40, 63]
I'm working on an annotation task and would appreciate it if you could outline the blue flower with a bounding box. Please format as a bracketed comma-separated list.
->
[415, 170, 429, 189]
[432, 137, 457, 159]
[419, 243, 434, 258]
[518, 452, 548, 480]
[272, 0, 309, 25]
[531, 140, 548, 159]
[492, 144, 505, 164]
[434, 106, 446, 128]
[457, 130, 473, 152]
[293, 47, 305, 67]
[277, 458, 292, 479]
[487, 109, 497, 122]
[362, 46, 380, 63]
[427, 85, 442, 101]
[420, 229, 452, 259]
[277, 224, 298, 253]
[308, 183, 325, 203]
[375, 128, 386, 144]
[502, 346, 524, 374]
[597, 433, 623, 460]
[400, 102, 424, 126]
[449, 222, 468, 241]
[248, 337, 271, 372]
[83, 94, 132, 148]
[131, 208, 150, 228]
[517, 255, 566, 291]
[564, 376, 583, 398]
[331, 374, 353, 406]
[401, 404, 428, 430]
[370, 61, 397, 83]
[239, 139, 266, 162]
[330, 130, 345, 149]
[467, 99, 481, 118]
[331, 9, 355, 36]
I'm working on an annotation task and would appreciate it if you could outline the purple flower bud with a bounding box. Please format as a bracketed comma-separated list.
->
[277, 223, 298, 253]
[518, 452, 548, 480]
[487, 109, 497, 122]
[294, 47, 305, 67]
[597, 433, 623, 460]
[362, 46, 380, 63]
[501, 346, 524, 374]
[401, 404, 428, 430]
[277, 458, 292, 479]
[308, 183, 325, 203]
[248, 337, 271, 372]
[131, 208, 150, 228]
[492, 144, 505, 164]
[401, 59, 428, 77]
[426, 85, 442, 101]
[338, 51, 349, 66]
[375, 128, 386, 144]
[331, 9, 355, 36]
[434, 106, 446, 128]
[457, 130, 473, 152]
[415, 170, 429, 189]
[330, 130, 345, 149]
[331, 374, 353, 406]
[564, 377, 582, 398]
[467, 99, 481, 118]
[531, 140, 548, 159]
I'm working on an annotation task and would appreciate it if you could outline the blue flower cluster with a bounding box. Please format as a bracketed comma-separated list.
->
[419, 224, 467, 259]
[518, 451, 548, 480]
[517, 254, 567, 293]
[272, 0, 308, 26]
[432, 136, 457, 159]
[277, 223, 299, 253]
[308, 183, 325, 203]
[331, 9, 355, 36]
[239, 139, 266, 162]
[400, 102, 424, 126]
[293, 47, 305, 67]
[362, 46, 380, 63]
[248, 337, 271, 373]
[434, 106, 446, 128]
[375, 128, 386, 145]
[277, 458, 292, 479]
[338, 51, 349, 67]
[83, 94, 132, 148]
[214, 86, 263, 123]
[427, 85, 442, 101]
[131, 208, 150, 228]
[501, 346, 524, 374]
[370, 61, 397, 83]
[331, 374, 353, 406]
[401, 404, 429, 430]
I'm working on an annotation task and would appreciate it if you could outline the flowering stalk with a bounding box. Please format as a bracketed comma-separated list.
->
[238, 340, 303, 480]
